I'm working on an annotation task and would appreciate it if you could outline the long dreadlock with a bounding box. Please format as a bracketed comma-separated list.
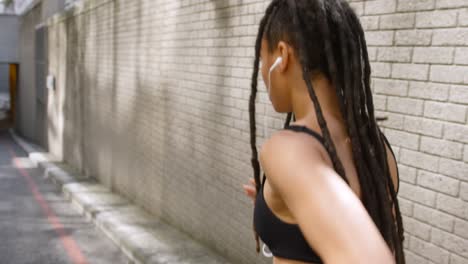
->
[248, 1, 405, 263]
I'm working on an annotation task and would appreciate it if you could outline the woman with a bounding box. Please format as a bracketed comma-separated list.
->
[241, 0, 405, 263]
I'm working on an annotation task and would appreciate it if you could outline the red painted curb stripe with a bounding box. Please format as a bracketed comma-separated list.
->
[6, 145, 90, 264]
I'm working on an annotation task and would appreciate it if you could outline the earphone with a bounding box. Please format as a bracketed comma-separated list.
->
[269, 57, 283, 74]
[267, 57, 282, 93]
[264, 56, 283, 138]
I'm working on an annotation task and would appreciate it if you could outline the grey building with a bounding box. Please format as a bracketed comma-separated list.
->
[0, 14, 18, 94]
[11, 0, 66, 145]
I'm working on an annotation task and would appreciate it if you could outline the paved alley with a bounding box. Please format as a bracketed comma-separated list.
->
[0, 129, 129, 264]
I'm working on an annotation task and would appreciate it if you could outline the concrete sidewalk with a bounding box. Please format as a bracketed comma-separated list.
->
[9, 129, 232, 264]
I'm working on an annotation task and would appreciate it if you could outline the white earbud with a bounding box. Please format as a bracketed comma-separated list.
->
[267, 57, 282, 94]
[269, 57, 283, 73]
[264, 57, 282, 138]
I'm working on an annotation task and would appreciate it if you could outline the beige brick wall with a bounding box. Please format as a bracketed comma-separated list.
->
[354, 0, 468, 263]
[44, 0, 468, 263]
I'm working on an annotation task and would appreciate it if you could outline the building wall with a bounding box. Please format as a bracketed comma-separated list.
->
[0, 15, 19, 94]
[45, 1, 468, 264]
[16, 0, 65, 143]
[353, 1, 468, 263]
[17, 4, 41, 141]
[0, 15, 19, 63]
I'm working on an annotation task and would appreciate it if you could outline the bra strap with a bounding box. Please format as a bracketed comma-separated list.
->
[285, 125, 326, 144]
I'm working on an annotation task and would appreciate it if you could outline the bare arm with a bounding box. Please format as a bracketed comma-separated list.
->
[259, 131, 395, 264]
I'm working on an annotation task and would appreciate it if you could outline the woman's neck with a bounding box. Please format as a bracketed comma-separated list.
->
[290, 73, 347, 134]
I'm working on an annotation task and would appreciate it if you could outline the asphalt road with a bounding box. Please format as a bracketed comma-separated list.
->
[0, 129, 129, 264]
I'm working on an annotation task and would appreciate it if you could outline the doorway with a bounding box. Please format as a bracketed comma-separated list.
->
[0, 62, 17, 130]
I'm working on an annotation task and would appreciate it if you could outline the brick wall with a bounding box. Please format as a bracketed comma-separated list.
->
[44, 0, 468, 263]
[351, 0, 468, 263]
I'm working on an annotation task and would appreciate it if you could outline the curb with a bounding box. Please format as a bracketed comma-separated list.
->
[8, 129, 232, 264]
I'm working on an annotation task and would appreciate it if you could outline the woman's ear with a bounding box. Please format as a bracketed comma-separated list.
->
[277, 41, 290, 73]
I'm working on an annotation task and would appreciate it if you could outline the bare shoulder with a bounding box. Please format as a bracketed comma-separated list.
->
[259, 129, 329, 187]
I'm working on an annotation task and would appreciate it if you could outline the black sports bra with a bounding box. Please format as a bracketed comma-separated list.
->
[253, 124, 399, 263]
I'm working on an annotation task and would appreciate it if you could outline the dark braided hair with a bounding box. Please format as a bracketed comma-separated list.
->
[248, 1, 405, 263]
